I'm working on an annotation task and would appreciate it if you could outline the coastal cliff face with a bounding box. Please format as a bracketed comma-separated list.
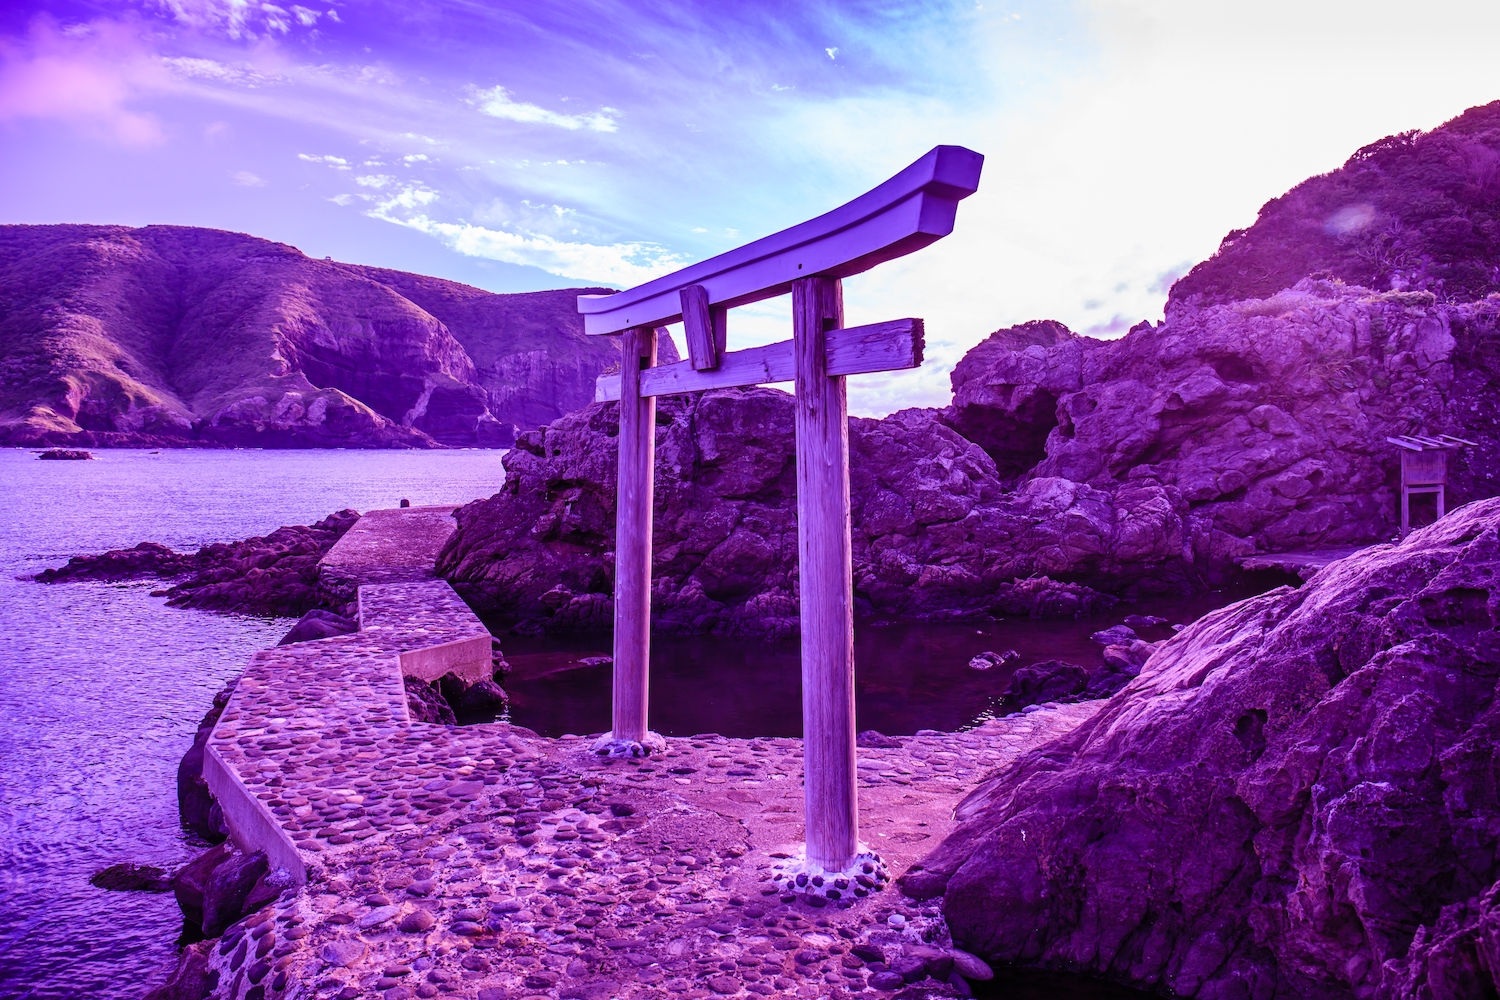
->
[0, 225, 671, 449]
[1170, 100, 1500, 307]
[900, 498, 1500, 1000]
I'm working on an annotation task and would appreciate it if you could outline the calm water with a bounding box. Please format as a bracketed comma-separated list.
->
[0, 448, 508, 1000]
[0, 446, 1220, 1000]
[500, 600, 1219, 739]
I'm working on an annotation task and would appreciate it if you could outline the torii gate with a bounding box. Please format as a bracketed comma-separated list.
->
[582, 145, 983, 881]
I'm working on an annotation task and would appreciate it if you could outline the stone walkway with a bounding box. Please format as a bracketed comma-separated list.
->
[200, 528, 1101, 1000]
[319, 506, 461, 606]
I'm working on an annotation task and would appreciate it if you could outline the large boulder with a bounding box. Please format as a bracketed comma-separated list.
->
[437, 388, 1196, 637]
[900, 497, 1500, 1000]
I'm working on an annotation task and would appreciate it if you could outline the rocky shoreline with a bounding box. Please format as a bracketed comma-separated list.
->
[132, 499, 1500, 1000]
[36, 510, 361, 617]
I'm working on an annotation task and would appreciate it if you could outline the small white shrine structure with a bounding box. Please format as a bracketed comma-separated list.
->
[1387, 433, 1477, 537]
[580, 146, 983, 880]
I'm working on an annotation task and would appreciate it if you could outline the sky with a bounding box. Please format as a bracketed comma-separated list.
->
[2, 1, 1499, 416]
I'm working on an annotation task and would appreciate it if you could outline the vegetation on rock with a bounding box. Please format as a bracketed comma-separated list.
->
[1172, 100, 1500, 307]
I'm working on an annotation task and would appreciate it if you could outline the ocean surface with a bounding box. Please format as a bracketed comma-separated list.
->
[0, 448, 509, 1000]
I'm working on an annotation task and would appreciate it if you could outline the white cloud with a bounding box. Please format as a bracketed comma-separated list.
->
[468, 85, 619, 132]
[356, 173, 395, 188]
[825, 47, 839, 60]
[298, 152, 349, 169]
[328, 193, 354, 205]
[403, 153, 428, 163]
[290, 5, 321, 27]
[231, 169, 265, 185]
[360, 183, 682, 286]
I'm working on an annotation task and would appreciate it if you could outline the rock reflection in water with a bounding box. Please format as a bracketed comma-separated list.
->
[498, 590, 1244, 739]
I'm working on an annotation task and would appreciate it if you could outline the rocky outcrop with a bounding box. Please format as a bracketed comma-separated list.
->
[899, 497, 1500, 1000]
[950, 282, 1500, 566]
[276, 609, 359, 645]
[435, 107, 1500, 632]
[1170, 100, 1500, 308]
[0, 225, 674, 448]
[178, 680, 236, 844]
[437, 388, 1195, 637]
[37, 510, 359, 616]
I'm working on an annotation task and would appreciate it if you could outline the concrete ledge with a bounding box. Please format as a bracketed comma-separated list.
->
[203, 742, 307, 883]
[397, 634, 492, 684]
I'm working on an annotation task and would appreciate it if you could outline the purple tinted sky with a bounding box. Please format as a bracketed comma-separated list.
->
[3, 1, 1499, 414]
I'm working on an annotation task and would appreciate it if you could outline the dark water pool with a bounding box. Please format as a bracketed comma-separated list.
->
[496, 589, 1255, 739]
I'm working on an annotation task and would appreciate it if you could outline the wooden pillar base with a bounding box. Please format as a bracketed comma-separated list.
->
[769, 847, 888, 904]
[591, 730, 666, 758]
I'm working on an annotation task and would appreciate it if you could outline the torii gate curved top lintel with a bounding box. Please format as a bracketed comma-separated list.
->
[581, 146, 983, 880]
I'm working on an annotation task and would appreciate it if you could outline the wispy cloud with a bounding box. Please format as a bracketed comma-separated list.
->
[468, 85, 619, 133]
[365, 182, 682, 286]
[299, 152, 349, 169]
[231, 169, 265, 185]
[0, 16, 169, 144]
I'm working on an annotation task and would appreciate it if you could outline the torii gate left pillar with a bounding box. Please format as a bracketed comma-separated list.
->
[610, 324, 660, 753]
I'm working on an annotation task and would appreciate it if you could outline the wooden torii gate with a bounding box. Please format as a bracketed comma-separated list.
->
[582, 145, 983, 878]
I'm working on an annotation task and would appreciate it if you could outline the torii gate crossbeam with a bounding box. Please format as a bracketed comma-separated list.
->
[582, 145, 983, 883]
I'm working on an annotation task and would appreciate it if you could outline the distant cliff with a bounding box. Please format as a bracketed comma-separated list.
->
[0, 225, 676, 448]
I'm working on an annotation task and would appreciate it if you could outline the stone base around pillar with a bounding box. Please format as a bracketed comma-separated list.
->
[770, 846, 888, 906]
[591, 731, 668, 758]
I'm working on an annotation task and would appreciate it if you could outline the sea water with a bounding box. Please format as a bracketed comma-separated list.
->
[0, 448, 507, 1000]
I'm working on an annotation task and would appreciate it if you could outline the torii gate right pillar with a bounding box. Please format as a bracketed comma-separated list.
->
[792, 275, 859, 871]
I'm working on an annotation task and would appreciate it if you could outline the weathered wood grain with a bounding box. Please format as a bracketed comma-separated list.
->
[578, 145, 982, 334]
[593, 318, 923, 401]
[792, 275, 859, 871]
[612, 326, 656, 742]
[679, 284, 719, 371]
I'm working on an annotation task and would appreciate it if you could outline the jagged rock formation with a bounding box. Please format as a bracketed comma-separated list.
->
[899, 498, 1500, 1000]
[437, 388, 1186, 638]
[951, 281, 1500, 565]
[0, 225, 675, 448]
[36, 510, 360, 616]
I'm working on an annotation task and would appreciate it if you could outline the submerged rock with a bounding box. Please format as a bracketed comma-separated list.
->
[36, 448, 92, 460]
[1002, 660, 1090, 708]
[141, 939, 215, 1000]
[90, 862, 172, 892]
[901, 497, 1500, 1000]
[967, 649, 1019, 671]
[177, 680, 235, 844]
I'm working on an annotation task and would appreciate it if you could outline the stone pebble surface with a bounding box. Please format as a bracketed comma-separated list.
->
[204, 578, 1100, 1000]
